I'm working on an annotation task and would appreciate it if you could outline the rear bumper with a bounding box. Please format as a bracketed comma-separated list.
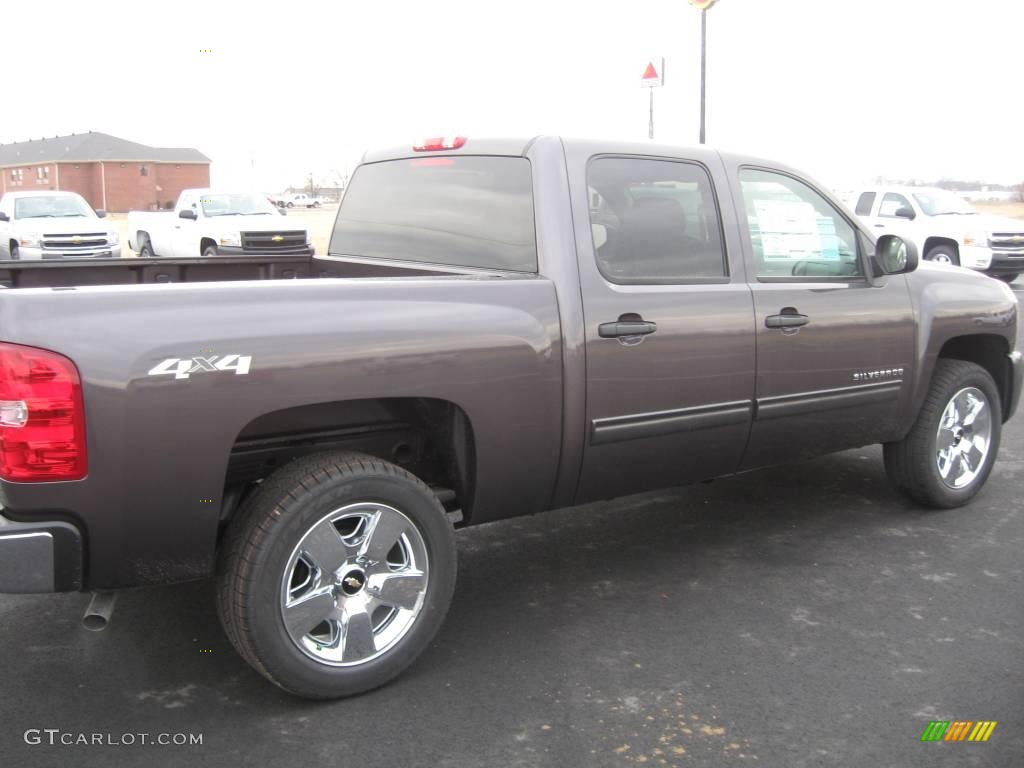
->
[0, 513, 82, 593]
[1006, 351, 1023, 423]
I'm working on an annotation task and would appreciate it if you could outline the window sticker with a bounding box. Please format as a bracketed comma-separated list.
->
[753, 199, 825, 260]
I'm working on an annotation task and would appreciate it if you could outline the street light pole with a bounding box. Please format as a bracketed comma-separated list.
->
[699, 8, 707, 144]
[689, 0, 719, 144]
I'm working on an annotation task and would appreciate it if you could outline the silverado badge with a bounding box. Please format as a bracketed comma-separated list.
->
[852, 367, 904, 382]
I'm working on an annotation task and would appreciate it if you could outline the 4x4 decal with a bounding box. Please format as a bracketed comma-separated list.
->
[148, 355, 252, 380]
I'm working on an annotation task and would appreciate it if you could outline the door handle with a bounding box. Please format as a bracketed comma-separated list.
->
[598, 319, 658, 338]
[765, 311, 809, 329]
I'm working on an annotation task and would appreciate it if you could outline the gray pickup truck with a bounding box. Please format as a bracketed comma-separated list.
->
[0, 137, 1019, 699]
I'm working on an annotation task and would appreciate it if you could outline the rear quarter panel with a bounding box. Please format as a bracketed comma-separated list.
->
[0, 276, 563, 588]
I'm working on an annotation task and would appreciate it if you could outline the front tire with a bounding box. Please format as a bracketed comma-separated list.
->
[202, 245, 218, 257]
[925, 244, 959, 266]
[138, 234, 156, 258]
[217, 452, 457, 699]
[9, 242, 20, 260]
[884, 360, 1001, 508]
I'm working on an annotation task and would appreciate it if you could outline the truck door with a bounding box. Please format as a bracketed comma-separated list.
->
[171, 192, 200, 257]
[566, 150, 757, 504]
[867, 190, 919, 244]
[725, 165, 916, 469]
[0, 197, 12, 258]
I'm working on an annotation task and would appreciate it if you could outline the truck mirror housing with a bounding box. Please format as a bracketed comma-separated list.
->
[876, 234, 918, 275]
[894, 206, 915, 220]
[178, 209, 198, 220]
[95, 210, 107, 219]
[0, 212, 8, 222]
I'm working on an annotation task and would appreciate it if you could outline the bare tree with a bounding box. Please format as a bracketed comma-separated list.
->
[1016, 181, 1024, 204]
[305, 172, 322, 199]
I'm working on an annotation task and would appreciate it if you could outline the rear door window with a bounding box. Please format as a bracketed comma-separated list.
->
[330, 156, 537, 272]
[586, 157, 727, 283]
[854, 192, 876, 216]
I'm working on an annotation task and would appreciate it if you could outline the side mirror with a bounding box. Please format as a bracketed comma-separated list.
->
[0, 212, 8, 222]
[178, 209, 197, 220]
[894, 206, 916, 220]
[95, 209, 107, 219]
[875, 234, 919, 275]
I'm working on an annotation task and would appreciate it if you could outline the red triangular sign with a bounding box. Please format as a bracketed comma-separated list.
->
[642, 62, 659, 80]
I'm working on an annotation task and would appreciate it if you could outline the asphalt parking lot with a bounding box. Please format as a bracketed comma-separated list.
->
[0, 285, 1021, 768]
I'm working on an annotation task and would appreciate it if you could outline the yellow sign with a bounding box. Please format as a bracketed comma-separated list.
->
[688, 0, 719, 8]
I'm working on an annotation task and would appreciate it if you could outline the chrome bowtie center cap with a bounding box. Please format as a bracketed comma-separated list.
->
[338, 569, 367, 596]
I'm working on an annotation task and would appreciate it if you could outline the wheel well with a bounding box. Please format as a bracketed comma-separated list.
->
[923, 236, 958, 259]
[938, 334, 1011, 417]
[221, 397, 476, 528]
[200, 237, 217, 255]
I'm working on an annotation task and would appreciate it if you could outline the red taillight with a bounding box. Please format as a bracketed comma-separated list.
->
[0, 342, 87, 481]
[412, 136, 467, 152]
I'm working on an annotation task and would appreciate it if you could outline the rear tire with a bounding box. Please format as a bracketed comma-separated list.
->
[884, 360, 1001, 508]
[216, 451, 457, 699]
[202, 245, 218, 257]
[9, 242, 19, 260]
[925, 244, 959, 266]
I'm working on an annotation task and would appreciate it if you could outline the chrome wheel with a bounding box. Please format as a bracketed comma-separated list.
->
[931, 253, 953, 265]
[280, 502, 429, 667]
[935, 386, 992, 489]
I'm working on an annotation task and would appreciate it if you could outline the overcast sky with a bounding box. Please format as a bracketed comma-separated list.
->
[5, 0, 1021, 191]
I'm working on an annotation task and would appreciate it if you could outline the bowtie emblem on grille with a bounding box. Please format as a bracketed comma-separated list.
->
[72, 236, 82, 243]
[271, 235, 283, 242]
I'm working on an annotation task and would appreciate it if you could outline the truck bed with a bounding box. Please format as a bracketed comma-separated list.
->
[0, 254, 315, 288]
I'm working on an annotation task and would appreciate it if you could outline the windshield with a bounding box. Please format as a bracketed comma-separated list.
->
[199, 193, 278, 217]
[14, 195, 95, 219]
[912, 189, 976, 216]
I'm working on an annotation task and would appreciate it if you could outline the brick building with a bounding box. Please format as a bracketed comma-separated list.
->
[0, 131, 210, 212]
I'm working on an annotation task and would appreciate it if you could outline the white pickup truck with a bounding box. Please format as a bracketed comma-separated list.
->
[280, 193, 325, 208]
[849, 186, 1024, 282]
[0, 190, 121, 260]
[128, 189, 314, 258]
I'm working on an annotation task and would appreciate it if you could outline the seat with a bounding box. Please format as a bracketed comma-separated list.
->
[610, 197, 722, 279]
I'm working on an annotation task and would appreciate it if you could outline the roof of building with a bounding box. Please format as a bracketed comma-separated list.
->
[0, 131, 210, 167]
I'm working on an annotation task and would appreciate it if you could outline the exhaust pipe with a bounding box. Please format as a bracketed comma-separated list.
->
[82, 591, 117, 631]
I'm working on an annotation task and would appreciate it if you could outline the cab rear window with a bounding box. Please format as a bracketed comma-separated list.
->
[329, 156, 537, 272]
